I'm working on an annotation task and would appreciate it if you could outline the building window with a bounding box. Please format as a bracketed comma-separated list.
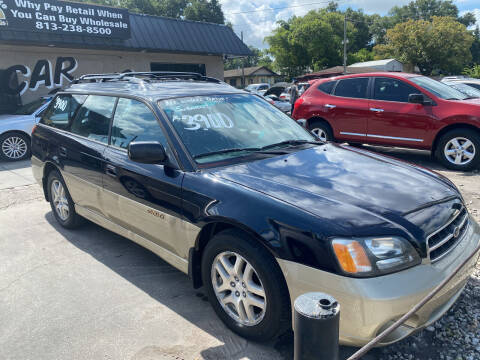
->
[229, 79, 236, 87]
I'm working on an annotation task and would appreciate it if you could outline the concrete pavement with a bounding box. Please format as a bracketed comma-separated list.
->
[0, 178, 285, 359]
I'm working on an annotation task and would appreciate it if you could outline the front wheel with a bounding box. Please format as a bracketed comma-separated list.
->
[201, 229, 291, 341]
[435, 129, 480, 171]
[308, 120, 333, 142]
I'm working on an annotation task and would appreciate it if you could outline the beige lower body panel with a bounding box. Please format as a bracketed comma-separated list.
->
[75, 205, 189, 274]
[277, 219, 480, 347]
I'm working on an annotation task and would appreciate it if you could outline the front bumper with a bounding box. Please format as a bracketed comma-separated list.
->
[277, 216, 480, 347]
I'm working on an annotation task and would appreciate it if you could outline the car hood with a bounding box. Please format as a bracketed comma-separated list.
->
[210, 143, 460, 226]
[0, 114, 34, 127]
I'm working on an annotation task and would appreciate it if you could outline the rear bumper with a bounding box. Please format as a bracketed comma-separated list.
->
[277, 216, 480, 347]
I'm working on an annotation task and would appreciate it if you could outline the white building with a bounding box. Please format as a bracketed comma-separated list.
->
[349, 59, 404, 72]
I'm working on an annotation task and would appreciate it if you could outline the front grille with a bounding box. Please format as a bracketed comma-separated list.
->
[428, 207, 469, 262]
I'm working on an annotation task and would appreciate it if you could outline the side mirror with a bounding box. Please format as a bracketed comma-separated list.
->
[409, 93, 427, 105]
[128, 141, 167, 164]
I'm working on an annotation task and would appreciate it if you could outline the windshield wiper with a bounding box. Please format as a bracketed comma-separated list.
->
[260, 139, 322, 150]
[193, 147, 261, 159]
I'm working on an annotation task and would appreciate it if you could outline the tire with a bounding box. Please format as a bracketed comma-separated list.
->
[47, 170, 84, 229]
[435, 129, 480, 171]
[308, 120, 333, 142]
[201, 229, 291, 342]
[0, 132, 31, 162]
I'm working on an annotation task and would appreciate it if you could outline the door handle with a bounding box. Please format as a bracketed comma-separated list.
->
[324, 104, 336, 109]
[59, 146, 67, 157]
[105, 164, 118, 178]
[370, 108, 384, 113]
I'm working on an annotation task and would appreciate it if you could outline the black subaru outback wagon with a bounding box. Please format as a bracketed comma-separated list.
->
[32, 72, 480, 346]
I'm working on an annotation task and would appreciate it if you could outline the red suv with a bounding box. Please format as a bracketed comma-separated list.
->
[293, 72, 480, 170]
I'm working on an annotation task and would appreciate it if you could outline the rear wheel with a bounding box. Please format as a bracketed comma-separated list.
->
[0, 132, 30, 161]
[47, 170, 84, 229]
[308, 120, 333, 142]
[435, 129, 480, 171]
[201, 229, 291, 341]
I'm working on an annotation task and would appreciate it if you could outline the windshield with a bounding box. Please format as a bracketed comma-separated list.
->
[445, 82, 480, 98]
[159, 94, 315, 164]
[410, 76, 468, 100]
[14, 98, 49, 115]
[245, 85, 257, 91]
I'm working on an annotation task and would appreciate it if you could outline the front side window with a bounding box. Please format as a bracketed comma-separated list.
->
[373, 78, 419, 102]
[159, 94, 314, 164]
[41, 94, 87, 130]
[111, 98, 168, 149]
[410, 76, 468, 100]
[70, 95, 116, 143]
[334, 78, 369, 99]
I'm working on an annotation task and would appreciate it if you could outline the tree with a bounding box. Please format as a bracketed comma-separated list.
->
[76, 0, 225, 23]
[374, 16, 474, 75]
[463, 64, 480, 78]
[265, 7, 373, 78]
[224, 46, 272, 70]
[184, 0, 224, 24]
[348, 48, 374, 64]
[471, 27, 480, 65]
[389, 0, 475, 27]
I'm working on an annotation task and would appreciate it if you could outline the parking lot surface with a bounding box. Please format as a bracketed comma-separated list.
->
[1, 147, 479, 360]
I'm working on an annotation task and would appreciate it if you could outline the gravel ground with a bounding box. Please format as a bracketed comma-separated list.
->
[275, 146, 480, 360]
[358, 146, 480, 360]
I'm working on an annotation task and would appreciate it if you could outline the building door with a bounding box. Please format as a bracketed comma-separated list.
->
[151, 63, 206, 75]
[0, 70, 21, 114]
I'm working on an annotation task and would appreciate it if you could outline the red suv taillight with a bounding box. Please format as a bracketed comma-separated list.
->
[294, 97, 304, 109]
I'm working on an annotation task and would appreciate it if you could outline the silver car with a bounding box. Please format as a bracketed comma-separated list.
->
[0, 97, 51, 161]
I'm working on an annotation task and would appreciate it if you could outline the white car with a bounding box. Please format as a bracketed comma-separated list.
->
[443, 81, 480, 99]
[0, 97, 51, 161]
[441, 78, 480, 91]
[264, 94, 291, 113]
[244, 83, 270, 95]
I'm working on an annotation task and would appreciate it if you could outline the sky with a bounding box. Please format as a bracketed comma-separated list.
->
[220, 0, 480, 49]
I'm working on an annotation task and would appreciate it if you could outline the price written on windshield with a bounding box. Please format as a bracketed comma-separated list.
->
[174, 113, 235, 131]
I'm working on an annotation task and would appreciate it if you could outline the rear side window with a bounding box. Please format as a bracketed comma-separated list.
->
[70, 95, 117, 144]
[334, 78, 369, 99]
[373, 78, 418, 102]
[110, 98, 168, 149]
[41, 94, 86, 130]
[317, 81, 336, 94]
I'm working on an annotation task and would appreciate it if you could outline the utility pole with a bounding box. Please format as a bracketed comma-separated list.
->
[343, 15, 347, 74]
[241, 31, 246, 88]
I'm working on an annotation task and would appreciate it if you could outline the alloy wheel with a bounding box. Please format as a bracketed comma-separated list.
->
[444, 137, 476, 166]
[211, 251, 267, 326]
[51, 179, 70, 221]
[1, 136, 28, 160]
[311, 128, 327, 142]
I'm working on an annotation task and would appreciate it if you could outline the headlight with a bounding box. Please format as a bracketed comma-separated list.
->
[331, 236, 421, 277]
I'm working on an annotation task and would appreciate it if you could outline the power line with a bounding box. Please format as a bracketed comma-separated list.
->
[224, 0, 347, 16]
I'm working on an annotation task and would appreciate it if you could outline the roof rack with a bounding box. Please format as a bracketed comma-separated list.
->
[73, 71, 222, 84]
